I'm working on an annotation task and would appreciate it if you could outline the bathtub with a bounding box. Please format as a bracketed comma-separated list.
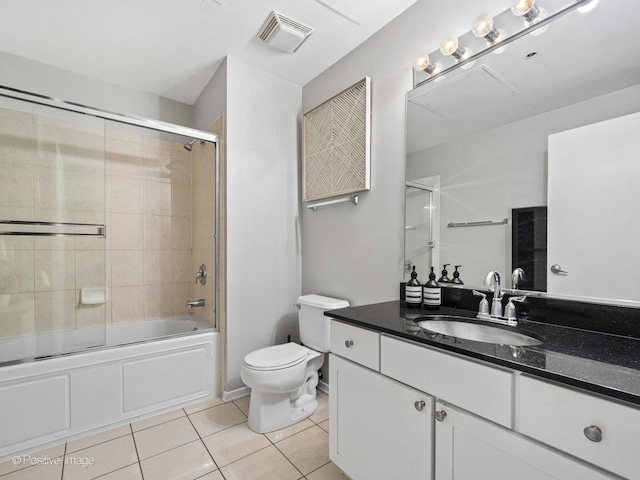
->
[0, 316, 219, 461]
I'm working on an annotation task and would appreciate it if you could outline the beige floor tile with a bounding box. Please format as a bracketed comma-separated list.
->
[183, 396, 224, 415]
[265, 419, 315, 443]
[0, 460, 63, 480]
[0, 444, 65, 476]
[140, 440, 216, 480]
[197, 471, 225, 480]
[318, 420, 329, 434]
[189, 402, 246, 437]
[133, 417, 199, 460]
[67, 424, 131, 453]
[63, 435, 138, 480]
[233, 395, 250, 416]
[275, 426, 329, 475]
[220, 445, 301, 480]
[202, 421, 270, 467]
[309, 393, 329, 424]
[306, 461, 350, 480]
[131, 407, 186, 432]
[97, 463, 143, 479]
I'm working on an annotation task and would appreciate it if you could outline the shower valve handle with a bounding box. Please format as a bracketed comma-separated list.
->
[194, 264, 207, 285]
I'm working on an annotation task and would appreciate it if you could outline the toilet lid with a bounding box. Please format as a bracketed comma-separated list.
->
[244, 343, 309, 370]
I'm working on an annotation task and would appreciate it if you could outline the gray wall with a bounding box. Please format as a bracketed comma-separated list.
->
[194, 58, 227, 131]
[0, 51, 193, 126]
[300, 0, 507, 306]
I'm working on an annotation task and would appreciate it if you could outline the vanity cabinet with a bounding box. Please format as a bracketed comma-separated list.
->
[329, 354, 433, 480]
[328, 320, 632, 479]
[434, 401, 614, 480]
[519, 376, 640, 479]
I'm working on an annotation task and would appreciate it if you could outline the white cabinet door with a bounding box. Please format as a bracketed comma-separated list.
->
[329, 354, 433, 480]
[435, 401, 616, 480]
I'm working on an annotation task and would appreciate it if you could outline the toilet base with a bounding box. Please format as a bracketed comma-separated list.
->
[247, 388, 319, 433]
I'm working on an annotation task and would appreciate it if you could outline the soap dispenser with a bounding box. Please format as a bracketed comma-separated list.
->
[423, 267, 441, 310]
[438, 264, 451, 283]
[452, 265, 464, 285]
[405, 266, 422, 309]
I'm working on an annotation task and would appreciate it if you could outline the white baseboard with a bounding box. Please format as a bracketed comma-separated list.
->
[222, 386, 250, 402]
[318, 380, 330, 396]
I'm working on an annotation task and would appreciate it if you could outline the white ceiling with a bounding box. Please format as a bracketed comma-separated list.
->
[0, 0, 417, 105]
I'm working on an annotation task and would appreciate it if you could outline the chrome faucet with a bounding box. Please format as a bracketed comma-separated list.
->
[484, 271, 503, 318]
[187, 299, 205, 309]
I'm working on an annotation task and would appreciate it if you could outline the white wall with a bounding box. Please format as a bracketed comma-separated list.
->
[195, 56, 302, 392]
[0, 51, 193, 126]
[301, 0, 507, 306]
[407, 84, 640, 289]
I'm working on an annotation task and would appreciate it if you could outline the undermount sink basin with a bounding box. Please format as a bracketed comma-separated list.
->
[417, 315, 543, 346]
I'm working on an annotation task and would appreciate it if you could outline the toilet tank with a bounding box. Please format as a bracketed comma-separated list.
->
[298, 294, 349, 352]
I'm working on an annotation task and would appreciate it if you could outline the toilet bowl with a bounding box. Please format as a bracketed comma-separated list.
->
[240, 294, 349, 433]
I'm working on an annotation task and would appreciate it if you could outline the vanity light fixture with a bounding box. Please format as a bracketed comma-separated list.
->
[440, 36, 475, 69]
[412, 53, 443, 75]
[472, 14, 509, 54]
[511, 0, 549, 35]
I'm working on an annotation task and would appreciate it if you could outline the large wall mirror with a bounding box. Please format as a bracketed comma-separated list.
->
[405, 0, 640, 305]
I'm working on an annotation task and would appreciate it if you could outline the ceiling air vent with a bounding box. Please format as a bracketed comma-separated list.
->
[257, 11, 314, 53]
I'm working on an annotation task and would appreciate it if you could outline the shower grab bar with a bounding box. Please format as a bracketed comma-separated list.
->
[0, 220, 106, 238]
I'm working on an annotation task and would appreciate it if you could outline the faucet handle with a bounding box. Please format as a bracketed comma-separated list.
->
[472, 290, 490, 317]
[510, 295, 527, 303]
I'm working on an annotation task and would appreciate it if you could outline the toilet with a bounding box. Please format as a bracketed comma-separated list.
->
[241, 294, 349, 433]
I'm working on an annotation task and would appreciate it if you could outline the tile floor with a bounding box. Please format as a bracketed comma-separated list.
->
[0, 392, 350, 480]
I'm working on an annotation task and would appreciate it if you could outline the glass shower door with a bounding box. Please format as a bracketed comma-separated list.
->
[404, 183, 434, 281]
[0, 100, 107, 363]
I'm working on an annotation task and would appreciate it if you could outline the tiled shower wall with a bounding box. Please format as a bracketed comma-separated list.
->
[1, 104, 216, 339]
[106, 128, 195, 325]
[0, 107, 106, 338]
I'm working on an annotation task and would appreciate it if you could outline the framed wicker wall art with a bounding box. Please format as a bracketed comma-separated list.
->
[303, 77, 371, 203]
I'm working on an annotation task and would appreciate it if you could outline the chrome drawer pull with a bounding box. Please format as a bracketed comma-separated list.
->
[345, 340, 354, 348]
[583, 425, 602, 442]
[414, 400, 426, 411]
[435, 410, 447, 422]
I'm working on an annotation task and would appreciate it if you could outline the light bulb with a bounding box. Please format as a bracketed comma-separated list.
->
[578, 0, 598, 13]
[412, 53, 430, 72]
[473, 14, 494, 38]
[440, 35, 466, 60]
[440, 36, 458, 56]
[511, 0, 536, 17]
[412, 54, 442, 76]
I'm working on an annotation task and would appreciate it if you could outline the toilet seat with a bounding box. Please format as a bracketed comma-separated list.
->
[244, 343, 309, 371]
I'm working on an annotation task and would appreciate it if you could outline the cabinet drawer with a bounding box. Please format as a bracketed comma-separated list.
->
[381, 335, 513, 427]
[519, 376, 640, 479]
[330, 321, 380, 371]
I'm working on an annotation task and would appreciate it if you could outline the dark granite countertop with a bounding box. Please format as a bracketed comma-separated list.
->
[325, 301, 640, 407]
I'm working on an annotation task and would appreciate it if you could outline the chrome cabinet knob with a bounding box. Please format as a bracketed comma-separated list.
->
[583, 425, 602, 442]
[344, 340, 354, 348]
[414, 400, 426, 411]
[435, 410, 447, 422]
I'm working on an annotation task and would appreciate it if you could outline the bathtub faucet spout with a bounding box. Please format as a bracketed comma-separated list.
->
[187, 299, 205, 309]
